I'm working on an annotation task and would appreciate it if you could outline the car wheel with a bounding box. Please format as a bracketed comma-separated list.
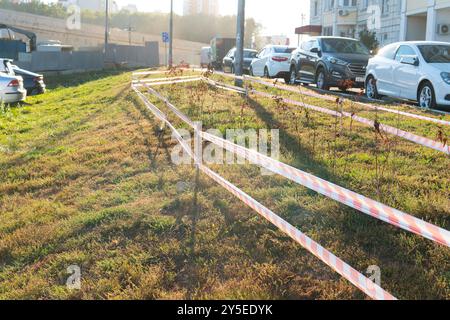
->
[231, 65, 235, 74]
[316, 69, 329, 91]
[418, 81, 436, 109]
[289, 67, 297, 85]
[283, 74, 291, 84]
[365, 76, 380, 100]
[264, 67, 270, 78]
[249, 67, 254, 76]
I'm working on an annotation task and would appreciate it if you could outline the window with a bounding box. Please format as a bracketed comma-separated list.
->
[394, 45, 416, 62]
[418, 45, 450, 63]
[342, 0, 357, 7]
[381, 0, 390, 14]
[244, 50, 257, 58]
[273, 46, 296, 54]
[314, 1, 318, 16]
[321, 38, 369, 55]
[377, 44, 398, 60]
[323, 26, 333, 36]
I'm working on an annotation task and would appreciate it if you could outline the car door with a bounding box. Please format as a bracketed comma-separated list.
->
[299, 40, 317, 83]
[253, 48, 267, 76]
[393, 45, 420, 100]
[373, 44, 398, 96]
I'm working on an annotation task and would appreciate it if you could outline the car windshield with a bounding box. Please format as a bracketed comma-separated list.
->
[273, 47, 295, 54]
[418, 45, 450, 63]
[321, 39, 370, 55]
[244, 50, 257, 58]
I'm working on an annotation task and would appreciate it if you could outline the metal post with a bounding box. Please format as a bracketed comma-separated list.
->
[235, 0, 245, 87]
[104, 0, 109, 55]
[169, 0, 174, 68]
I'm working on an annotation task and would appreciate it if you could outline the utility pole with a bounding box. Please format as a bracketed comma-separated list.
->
[168, 0, 174, 68]
[104, 0, 109, 56]
[235, 0, 245, 87]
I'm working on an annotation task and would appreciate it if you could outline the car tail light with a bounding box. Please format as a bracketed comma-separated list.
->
[272, 56, 288, 62]
[7, 79, 20, 87]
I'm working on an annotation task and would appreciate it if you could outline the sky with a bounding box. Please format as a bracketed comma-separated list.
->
[44, 0, 310, 44]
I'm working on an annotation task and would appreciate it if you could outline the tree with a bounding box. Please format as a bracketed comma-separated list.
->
[359, 29, 379, 52]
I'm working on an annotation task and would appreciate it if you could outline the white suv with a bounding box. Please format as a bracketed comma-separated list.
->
[365, 41, 450, 109]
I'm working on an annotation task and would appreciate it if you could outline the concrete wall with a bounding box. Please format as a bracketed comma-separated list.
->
[0, 8, 207, 65]
[16, 41, 159, 72]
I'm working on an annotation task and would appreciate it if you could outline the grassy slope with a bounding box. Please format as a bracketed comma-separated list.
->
[0, 70, 448, 299]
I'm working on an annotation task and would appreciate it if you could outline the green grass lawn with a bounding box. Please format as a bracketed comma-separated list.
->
[0, 69, 448, 300]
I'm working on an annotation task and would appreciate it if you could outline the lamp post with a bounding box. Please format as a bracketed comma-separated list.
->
[235, 0, 245, 87]
[104, 0, 109, 55]
[169, 0, 174, 68]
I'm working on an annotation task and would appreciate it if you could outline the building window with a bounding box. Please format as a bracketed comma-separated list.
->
[323, 26, 333, 36]
[381, 0, 390, 15]
[314, 1, 319, 16]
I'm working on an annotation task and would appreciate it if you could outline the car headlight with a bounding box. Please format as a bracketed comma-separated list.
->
[326, 57, 348, 66]
[441, 72, 450, 85]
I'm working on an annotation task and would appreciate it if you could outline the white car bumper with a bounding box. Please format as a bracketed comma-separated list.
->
[268, 60, 290, 78]
[434, 80, 450, 106]
[0, 88, 27, 103]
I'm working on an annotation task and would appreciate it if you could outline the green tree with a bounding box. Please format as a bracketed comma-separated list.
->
[358, 29, 379, 52]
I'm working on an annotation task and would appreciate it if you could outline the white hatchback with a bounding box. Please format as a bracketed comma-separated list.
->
[250, 45, 296, 83]
[365, 41, 450, 109]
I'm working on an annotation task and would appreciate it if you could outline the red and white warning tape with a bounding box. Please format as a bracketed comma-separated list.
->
[239, 75, 450, 126]
[142, 83, 450, 248]
[250, 89, 450, 155]
[200, 78, 450, 155]
[132, 84, 397, 300]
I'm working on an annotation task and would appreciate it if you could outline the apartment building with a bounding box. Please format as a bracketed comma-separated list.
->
[183, 0, 219, 16]
[297, 0, 450, 46]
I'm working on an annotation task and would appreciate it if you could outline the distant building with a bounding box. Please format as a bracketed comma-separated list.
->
[121, 4, 138, 14]
[183, 0, 219, 16]
[258, 35, 291, 47]
[58, 0, 119, 14]
[296, 0, 450, 46]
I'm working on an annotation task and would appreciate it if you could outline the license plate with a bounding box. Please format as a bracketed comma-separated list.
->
[356, 77, 365, 83]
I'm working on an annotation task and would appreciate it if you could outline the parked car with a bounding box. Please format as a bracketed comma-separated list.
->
[0, 74, 26, 104]
[289, 36, 370, 90]
[11, 65, 46, 95]
[222, 48, 258, 74]
[250, 45, 296, 83]
[366, 41, 450, 109]
[200, 46, 211, 68]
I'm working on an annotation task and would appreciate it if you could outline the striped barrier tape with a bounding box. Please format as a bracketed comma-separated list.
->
[133, 77, 204, 87]
[238, 74, 450, 127]
[132, 75, 201, 84]
[201, 78, 450, 155]
[140, 83, 450, 247]
[132, 84, 397, 300]
[250, 89, 450, 155]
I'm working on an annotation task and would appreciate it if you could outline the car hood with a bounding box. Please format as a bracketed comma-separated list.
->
[324, 53, 370, 65]
[429, 63, 450, 73]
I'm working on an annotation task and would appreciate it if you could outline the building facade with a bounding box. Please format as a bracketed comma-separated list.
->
[183, 0, 219, 16]
[300, 0, 450, 46]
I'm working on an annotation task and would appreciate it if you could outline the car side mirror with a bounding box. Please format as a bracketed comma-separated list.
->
[400, 55, 419, 66]
[310, 47, 320, 54]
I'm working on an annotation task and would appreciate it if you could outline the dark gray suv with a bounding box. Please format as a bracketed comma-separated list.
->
[289, 37, 371, 91]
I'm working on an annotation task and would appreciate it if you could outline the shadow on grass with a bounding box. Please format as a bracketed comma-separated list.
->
[44, 68, 139, 90]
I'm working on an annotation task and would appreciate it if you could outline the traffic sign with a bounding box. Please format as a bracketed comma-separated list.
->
[162, 32, 170, 43]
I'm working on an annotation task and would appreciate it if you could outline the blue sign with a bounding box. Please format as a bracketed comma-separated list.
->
[162, 32, 170, 43]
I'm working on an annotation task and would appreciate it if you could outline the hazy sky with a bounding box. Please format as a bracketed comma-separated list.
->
[44, 0, 310, 42]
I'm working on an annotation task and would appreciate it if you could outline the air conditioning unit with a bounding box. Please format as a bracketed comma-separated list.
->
[437, 24, 449, 35]
[339, 10, 349, 16]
